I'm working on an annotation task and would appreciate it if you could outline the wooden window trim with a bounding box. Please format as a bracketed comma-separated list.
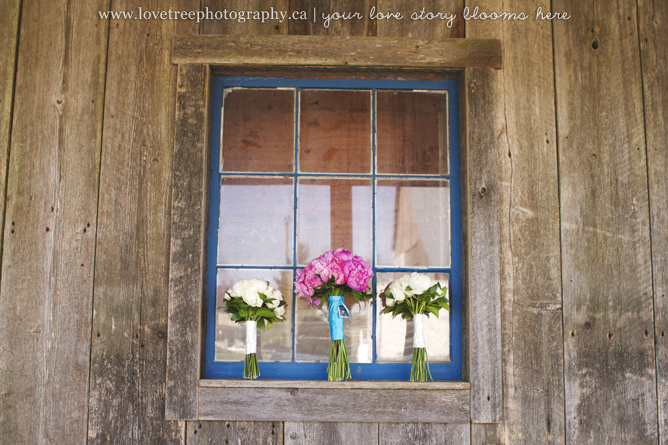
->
[165, 35, 503, 423]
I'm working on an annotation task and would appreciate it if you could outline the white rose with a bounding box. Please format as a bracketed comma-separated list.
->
[274, 306, 286, 319]
[248, 278, 268, 294]
[436, 282, 448, 298]
[389, 280, 407, 302]
[231, 280, 247, 298]
[385, 296, 395, 307]
[235, 280, 262, 307]
[223, 291, 232, 301]
[267, 289, 283, 309]
[407, 273, 433, 295]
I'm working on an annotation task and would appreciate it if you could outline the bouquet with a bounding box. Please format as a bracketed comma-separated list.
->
[223, 278, 287, 379]
[294, 248, 374, 381]
[381, 273, 449, 382]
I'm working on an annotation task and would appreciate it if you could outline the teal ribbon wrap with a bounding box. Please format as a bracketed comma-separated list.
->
[328, 295, 350, 341]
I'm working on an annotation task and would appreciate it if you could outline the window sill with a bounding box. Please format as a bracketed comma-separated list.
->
[197, 379, 470, 423]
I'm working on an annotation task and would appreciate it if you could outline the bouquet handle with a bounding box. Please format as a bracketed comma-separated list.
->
[327, 295, 352, 381]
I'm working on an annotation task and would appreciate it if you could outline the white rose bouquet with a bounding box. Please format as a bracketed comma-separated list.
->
[223, 278, 287, 379]
[380, 272, 449, 382]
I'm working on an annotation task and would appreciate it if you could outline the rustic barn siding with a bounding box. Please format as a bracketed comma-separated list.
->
[465, 0, 565, 442]
[86, 0, 198, 443]
[0, 1, 665, 445]
[638, 0, 668, 443]
[0, 0, 108, 444]
[554, 0, 657, 443]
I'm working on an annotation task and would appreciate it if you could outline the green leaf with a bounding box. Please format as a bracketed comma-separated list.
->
[256, 308, 275, 318]
[425, 305, 441, 318]
[266, 319, 273, 331]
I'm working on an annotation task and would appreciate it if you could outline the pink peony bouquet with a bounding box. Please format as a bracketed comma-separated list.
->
[294, 248, 373, 308]
[295, 248, 374, 381]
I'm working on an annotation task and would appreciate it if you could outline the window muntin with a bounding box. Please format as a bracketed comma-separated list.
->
[206, 76, 462, 380]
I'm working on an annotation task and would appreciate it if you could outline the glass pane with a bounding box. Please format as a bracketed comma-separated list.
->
[376, 180, 451, 267]
[295, 295, 373, 363]
[377, 91, 449, 175]
[376, 272, 450, 363]
[215, 269, 293, 362]
[222, 88, 295, 173]
[218, 177, 294, 266]
[299, 90, 371, 174]
[297, 178, 372, 265]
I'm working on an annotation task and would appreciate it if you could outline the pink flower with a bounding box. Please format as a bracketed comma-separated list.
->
[342, 256, 373, 292]
[294, 269, 314, 298]
[333, 248, 353, 262]
[329, 260, 347, 285]
[304, 271, 324, 289]
[310, 257, 332, 282]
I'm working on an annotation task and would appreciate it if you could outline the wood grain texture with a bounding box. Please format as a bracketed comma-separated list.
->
[186, 420, 283, 444]
[288, 0, 376, 36]
[0, 1, 108, 443]
[201, 379, 470, 390]
[86, 0, 198, 443]
[463, 67, 503, 424]
[554, 0, 657, 443]
[201, 0, 289, 35]
[379, 422, 470, 444]
[0, 0, 20, 265]
[466, 0, 565, 441]
[285, 422, 378, 445]
[471, 423, 504, 445]
[376, 0, 464, 39]
[165, 64, 210, 421]
[199, 387, 470, 423]
[638, 0, 668, 442]
[172, 35, 502, 68]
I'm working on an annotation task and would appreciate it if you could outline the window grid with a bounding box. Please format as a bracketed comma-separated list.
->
[206, 76, 462, 380]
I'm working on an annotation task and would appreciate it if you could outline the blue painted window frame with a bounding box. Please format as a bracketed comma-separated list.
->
[205, 75, 462, 380]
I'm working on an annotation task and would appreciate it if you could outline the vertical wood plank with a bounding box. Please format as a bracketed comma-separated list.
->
[285, 422, 378, 445]
[376, 0, 464, 38]
[465, 0, 565, 440]
[201, 0, 289, 35]
[187, 421, 283, 444]
[87, 0, 199, 443]
[379, 423, 470, 445]
[0, 0, 20, 263]
[554, 0, 657, 443]
[165, 63, 211, 420]
[462, 65, 503, 424]
[471, 423, 504, 445]
[638, 0, 668, 442]
[0, 0, 108, 443]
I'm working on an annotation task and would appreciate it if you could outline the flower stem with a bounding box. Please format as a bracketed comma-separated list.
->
[243, 353, 259, 379]
[328, 339, 351, 381]
[410, 347, 432, 382]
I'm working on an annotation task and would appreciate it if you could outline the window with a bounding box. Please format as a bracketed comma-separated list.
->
[205, 76, 462, 380]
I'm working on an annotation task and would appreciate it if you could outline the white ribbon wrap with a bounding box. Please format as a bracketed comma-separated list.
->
[246, 320, 257, 354]
[412, 314, 426, 348]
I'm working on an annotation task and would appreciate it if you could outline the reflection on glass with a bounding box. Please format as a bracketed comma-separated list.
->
[376, 180, 451, 267]
[377, 91, 449, 175]
[299, 90, 372, 174]
[297, 178, 372, 265]
[376, 272, 450, 363]
[222, 88, 295, 173]
[218, 177, 294, 266]
[215, 269, 293, 362]
[295, 295, 373, 363]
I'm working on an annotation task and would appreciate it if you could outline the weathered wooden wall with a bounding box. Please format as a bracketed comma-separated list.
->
[0, 0, 665, 444]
